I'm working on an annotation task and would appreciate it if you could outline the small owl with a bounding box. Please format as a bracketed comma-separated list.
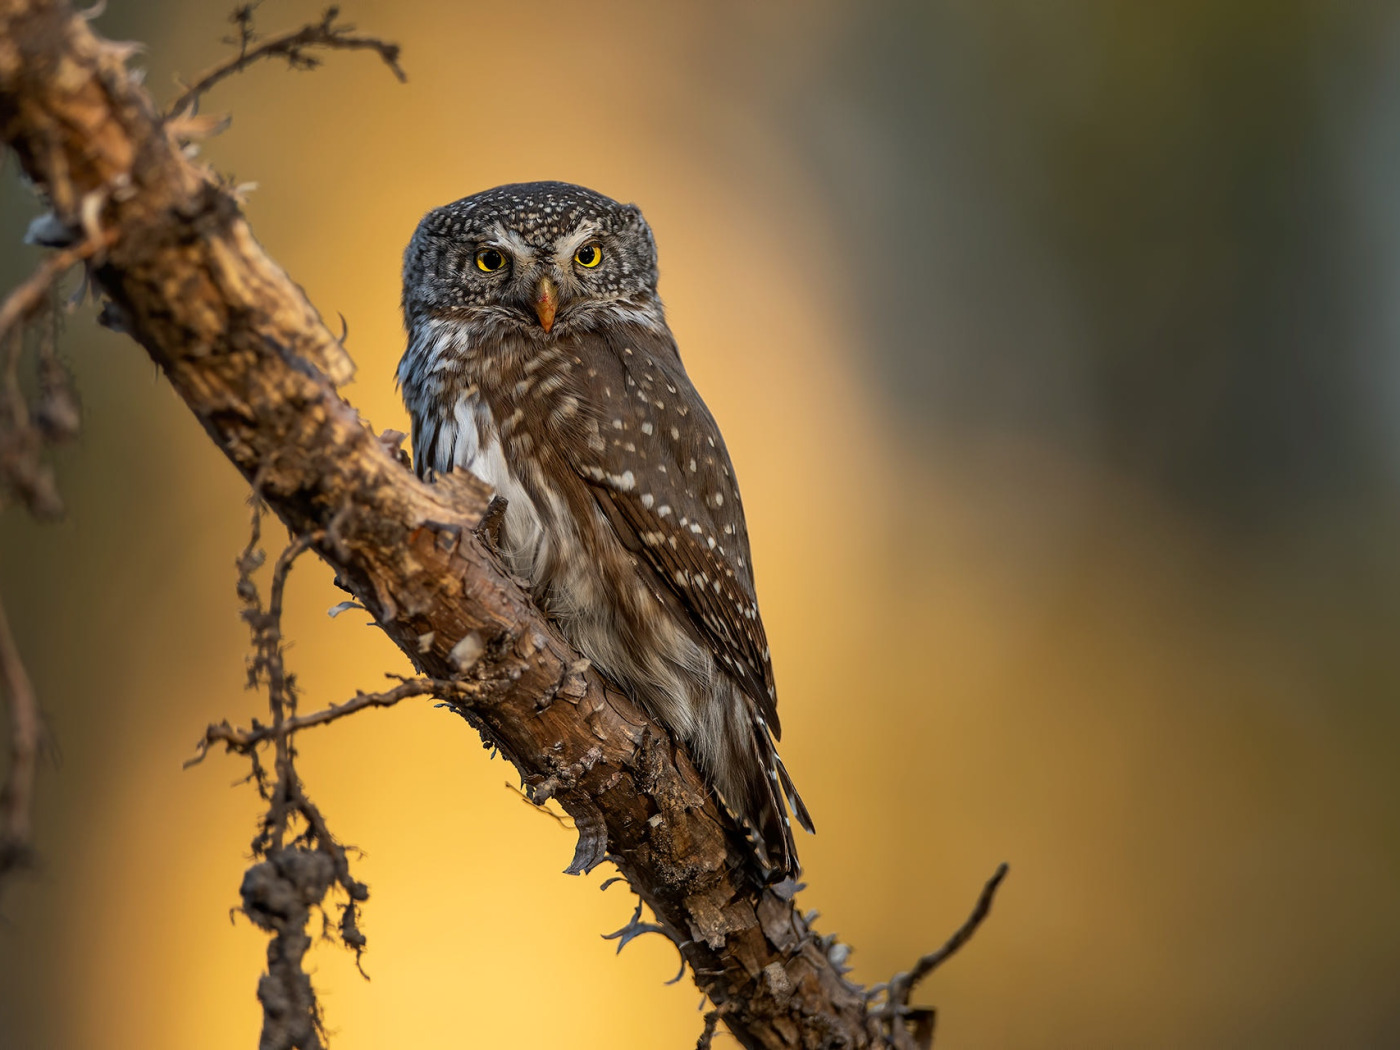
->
[398, 182, 812, 876]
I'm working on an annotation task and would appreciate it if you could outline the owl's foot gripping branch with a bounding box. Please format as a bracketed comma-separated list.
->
[0, 1, 1006, 1047]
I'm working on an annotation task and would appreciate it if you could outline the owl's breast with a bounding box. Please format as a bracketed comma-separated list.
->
[404, 324, 670, 639]
[438, 392, 551, 586]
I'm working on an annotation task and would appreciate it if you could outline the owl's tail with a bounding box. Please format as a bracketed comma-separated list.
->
[725, 693, 815, 881]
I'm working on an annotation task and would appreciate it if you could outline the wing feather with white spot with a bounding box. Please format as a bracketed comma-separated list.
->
[568, 327, 781, 734]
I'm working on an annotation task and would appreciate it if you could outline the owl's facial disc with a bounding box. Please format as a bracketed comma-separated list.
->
[534, 275, 558, 332]
[401, 183, 667, 340]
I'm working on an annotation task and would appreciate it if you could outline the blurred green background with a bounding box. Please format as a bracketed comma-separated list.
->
[3, 1, 1400, 1046]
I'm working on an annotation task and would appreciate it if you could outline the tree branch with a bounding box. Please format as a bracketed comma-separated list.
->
[184, 676, 450, 769]
[167, 3, 406, 118]
[0, 2, 1002, 1045]
[877, 863, 1010, 1049]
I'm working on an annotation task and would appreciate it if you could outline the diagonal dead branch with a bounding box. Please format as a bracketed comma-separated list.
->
[167, 3, 406, 118]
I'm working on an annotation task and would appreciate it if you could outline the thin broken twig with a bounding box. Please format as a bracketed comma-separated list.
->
[184, 676, 455, 769]
[879, 862, 1010, 1049]
[167, 4, 406, 118]
[895, 863, 1009, 998]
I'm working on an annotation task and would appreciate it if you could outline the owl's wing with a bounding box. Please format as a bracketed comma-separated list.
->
[568, 327, 780, 735]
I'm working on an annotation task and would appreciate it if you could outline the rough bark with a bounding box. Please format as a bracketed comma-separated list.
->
[0, 3, 977, 1046]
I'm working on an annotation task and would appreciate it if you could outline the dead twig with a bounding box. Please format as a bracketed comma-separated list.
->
[0, 592, 41, 885]
[228, 505, 372, 1045]
[184, 676, 453, 768]
[879, 862, 1010, 1049]
[167, 3, 406, 118]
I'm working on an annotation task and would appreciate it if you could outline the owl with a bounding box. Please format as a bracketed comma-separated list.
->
[397, 182, 813, 876]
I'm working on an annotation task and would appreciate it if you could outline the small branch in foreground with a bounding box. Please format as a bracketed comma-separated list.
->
[879, 862, 1010, 1049]
[184, 676, 453, 769]
[0, 592, 41, 888]
[167, 3, 406, 118]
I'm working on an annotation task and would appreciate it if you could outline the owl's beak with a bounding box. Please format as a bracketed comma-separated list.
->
[533, 276, 558, 333]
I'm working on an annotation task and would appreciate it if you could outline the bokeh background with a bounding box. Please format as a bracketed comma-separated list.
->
[4, 0, 1400, 1046]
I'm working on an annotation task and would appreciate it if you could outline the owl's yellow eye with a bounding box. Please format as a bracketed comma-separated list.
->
[574, 243, 603, 268]
[475, 247, 507, 273]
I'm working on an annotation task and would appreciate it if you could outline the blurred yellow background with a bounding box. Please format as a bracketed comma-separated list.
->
[4, 1, 1400, 1047]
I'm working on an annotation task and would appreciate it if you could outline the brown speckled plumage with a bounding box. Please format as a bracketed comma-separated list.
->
[398, 182, 812, 875]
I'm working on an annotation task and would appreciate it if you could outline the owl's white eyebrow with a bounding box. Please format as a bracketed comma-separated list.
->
[487, 224, 537, 263]
[554, 220, 603, 265]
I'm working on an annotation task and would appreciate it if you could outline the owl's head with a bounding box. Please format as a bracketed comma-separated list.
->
[402, 181, 663, 340]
